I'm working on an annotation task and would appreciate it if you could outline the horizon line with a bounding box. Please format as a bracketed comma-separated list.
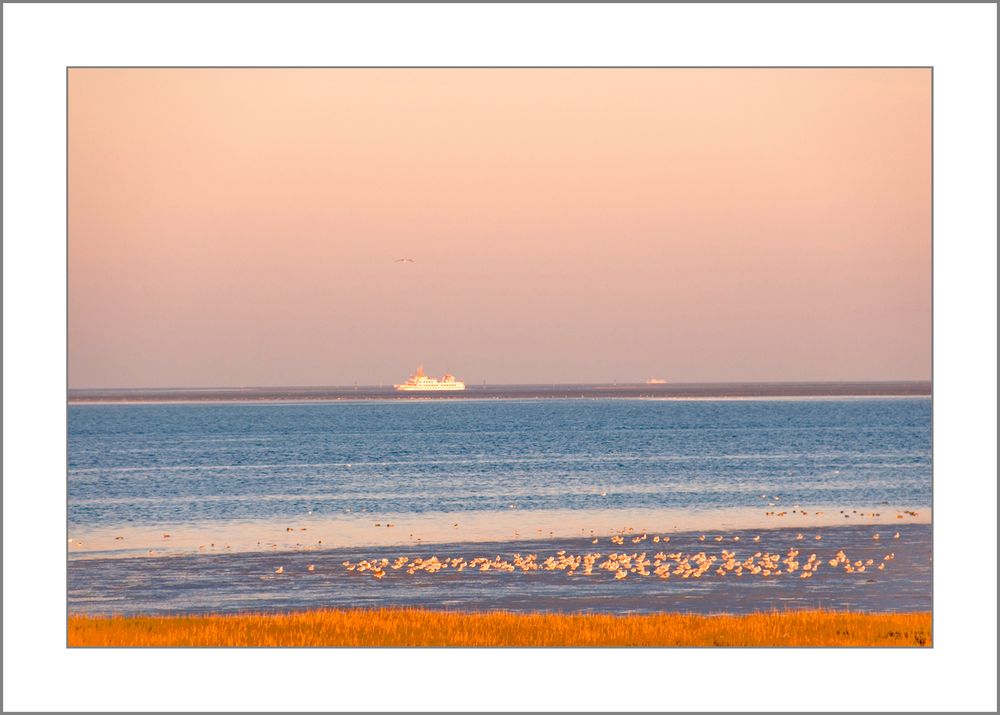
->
[69, 379, 932, 393]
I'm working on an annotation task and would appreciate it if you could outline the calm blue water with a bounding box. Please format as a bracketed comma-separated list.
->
[67, 398, 932, 615]
[69, 397, 930, 529]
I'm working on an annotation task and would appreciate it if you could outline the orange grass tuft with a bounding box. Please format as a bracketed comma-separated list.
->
[68, 609, 931, 647]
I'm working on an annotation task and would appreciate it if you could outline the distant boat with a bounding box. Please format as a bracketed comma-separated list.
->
[646, 378, 667, 385]
[394, 365, 466, 391]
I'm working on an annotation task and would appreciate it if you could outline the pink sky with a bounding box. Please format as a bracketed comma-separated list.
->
[69, 68, 930, 388]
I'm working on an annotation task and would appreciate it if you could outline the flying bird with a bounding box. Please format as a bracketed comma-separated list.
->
[394, 258, 415, 263]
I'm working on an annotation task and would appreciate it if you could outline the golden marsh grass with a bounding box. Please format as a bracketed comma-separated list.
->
[69, 609, 931, 647]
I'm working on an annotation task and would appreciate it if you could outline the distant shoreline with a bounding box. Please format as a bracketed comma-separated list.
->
[69, 381, 931, 404]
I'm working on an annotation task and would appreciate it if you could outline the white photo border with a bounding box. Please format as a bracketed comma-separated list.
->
[3, 2, 997, 712]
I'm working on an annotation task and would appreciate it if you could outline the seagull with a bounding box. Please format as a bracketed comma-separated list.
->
[394, 258, 415, 263]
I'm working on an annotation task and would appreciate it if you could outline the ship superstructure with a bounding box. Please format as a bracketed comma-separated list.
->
[394, 365, 466, 391]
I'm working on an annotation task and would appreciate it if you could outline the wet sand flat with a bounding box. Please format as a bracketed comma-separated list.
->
[68, 523, 931, 618]
[67, 504, 930, 558]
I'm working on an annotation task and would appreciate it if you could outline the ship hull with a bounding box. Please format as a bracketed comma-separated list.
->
[394, 366, 466, 391]
[394, 384, 466, 391]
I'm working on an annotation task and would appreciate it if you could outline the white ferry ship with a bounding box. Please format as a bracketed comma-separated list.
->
[394, 365, 466, 391]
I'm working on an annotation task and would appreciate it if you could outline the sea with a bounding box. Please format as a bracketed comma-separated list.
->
[68, 396, 932, 616]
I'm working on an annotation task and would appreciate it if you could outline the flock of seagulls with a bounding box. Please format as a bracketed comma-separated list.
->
[265, 529, 905, 583]
[764, 506, 922, 521]
[275, 544, 900, 582]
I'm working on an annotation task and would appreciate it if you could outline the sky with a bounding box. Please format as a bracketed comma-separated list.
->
[69, 68, 931, 388]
